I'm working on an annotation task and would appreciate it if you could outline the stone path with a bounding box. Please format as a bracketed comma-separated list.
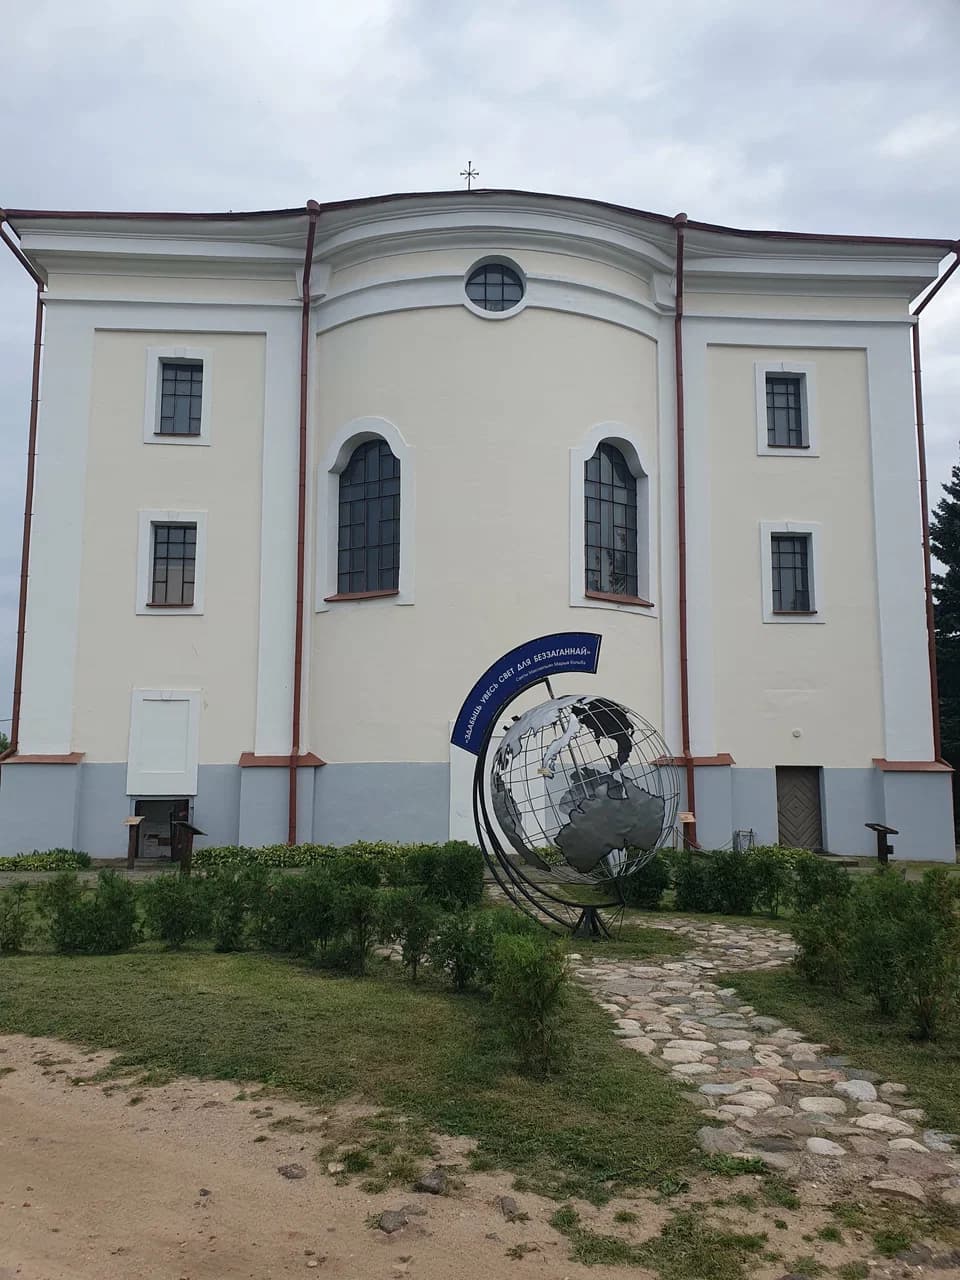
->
[570, 917, 960, 1207]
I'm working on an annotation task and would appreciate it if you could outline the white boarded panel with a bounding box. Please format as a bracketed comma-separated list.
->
[126, 690, 201, 796]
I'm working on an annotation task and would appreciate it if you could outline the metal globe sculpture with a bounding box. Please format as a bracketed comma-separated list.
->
[452, 633, 680, 935]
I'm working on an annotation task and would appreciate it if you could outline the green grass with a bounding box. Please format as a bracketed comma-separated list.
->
[726, 968, 960, 1135]
[0, 947, 700, 1203]
[566, 923, 688, 961]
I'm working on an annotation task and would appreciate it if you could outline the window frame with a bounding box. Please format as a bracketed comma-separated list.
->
[143, 346, 213, 446]
[333, 438, 402, 599]
[462, 256, 528, 321]
[316, 418, 415, 610]
[569, 424, 655, 615]
[759, 520, 824, 624]
[136, 509, 207, 616]
[754, 360, 818, 457]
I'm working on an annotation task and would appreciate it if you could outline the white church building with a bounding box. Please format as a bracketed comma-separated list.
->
[0, 189, 955, 860]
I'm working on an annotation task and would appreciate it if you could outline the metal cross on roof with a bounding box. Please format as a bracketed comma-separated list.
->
[460, 161, 479, 191]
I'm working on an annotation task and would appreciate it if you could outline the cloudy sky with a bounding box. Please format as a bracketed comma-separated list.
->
[1, 0, 958, 726]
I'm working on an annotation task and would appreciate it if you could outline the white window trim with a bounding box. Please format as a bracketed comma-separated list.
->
[760, 520, 824, 624]
[136, 509, 208, 616]
[462, 256, 529, 321]
[315, 417, 415, 611]
[569, 422, 656, 616]
[126, 688, 201, 796]
[755, 360, 819, 457]
[143, 346, 213, 446]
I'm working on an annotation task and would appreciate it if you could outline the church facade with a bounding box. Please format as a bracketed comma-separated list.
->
[0, 189, 955, 859]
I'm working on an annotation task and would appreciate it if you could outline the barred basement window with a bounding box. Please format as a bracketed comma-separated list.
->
[766, 373, 806, 448]
[771, 533, 812, 612]
[158, 360, 203, 436]
[151, 523, 197, 606]
[337, 439, 401, 595]
[585, 442, 638, 598]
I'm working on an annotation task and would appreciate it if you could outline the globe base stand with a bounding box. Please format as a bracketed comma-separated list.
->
[571, 906, 610, 939]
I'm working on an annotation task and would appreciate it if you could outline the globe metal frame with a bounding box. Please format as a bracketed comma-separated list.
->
[471, 678, 680, 936]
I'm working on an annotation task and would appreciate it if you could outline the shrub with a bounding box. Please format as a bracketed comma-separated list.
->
[434, 842, 485, 908]
[331, 882, 382, 974]
[749, 846, 801, 918]
[894, 868, 960, 1040]
[327, 854, 382, 888]
[0, 883, 33, 953]
[481, 905, 542, 938]
[382, 888, 440, 981]
[848, 870, 912, 1017]
[204, 865, 269, 951]
[792, 896, 852, 994]
[614, 852, 672, 910]
[493, 933, 570, 1076]
[253, 868, 339, 954]
[794, 851, 851, 913]
[39, 870, 138, 954]
[430, 910, 497, 992]
[139, 873, 211, 949]
[0, 849, 91, 871]
[671, 852, 715, 912]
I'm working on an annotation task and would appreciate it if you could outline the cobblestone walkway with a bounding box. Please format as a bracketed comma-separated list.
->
[571, 917, 960, 1208]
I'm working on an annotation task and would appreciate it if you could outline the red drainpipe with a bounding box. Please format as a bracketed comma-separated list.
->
[288, 202, 321, 844]
[673, 213, 696, 845]
[911, 246, 960, 763]
[0, 219, 46, 762]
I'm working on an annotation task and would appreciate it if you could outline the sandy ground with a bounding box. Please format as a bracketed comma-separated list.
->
[0, 1035, 637, 1280]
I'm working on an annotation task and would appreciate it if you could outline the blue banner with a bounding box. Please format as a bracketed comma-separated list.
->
[451, 632, 602, 755]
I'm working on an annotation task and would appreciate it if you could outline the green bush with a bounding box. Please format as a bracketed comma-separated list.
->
[705, 850, 759, 915]
[382, 888, 440, 981]
[749, 846, 801, 918]
[493, 933, 570, 1077]
[481, 905, 542, 938]
[253, 868, 339, 954]
[331, 882, 382, 974]
[430, 909, 497, 992]
[614, 852, 672, 910]
[39, 870, 138, 954]
[848, 870, 912, 1017]
[0, 883, 33, 953]
[792, 896, 853, 994]
[204, 865, 269, 951]
[0, 849, 91, 871]
[671, 852, 714, 912]
[139, 873, 212, 949]
[894, 868, 960, 1040]
[794, 851, 851, 913]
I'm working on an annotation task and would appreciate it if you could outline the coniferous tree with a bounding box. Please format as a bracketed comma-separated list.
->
[930, 451, 960, 786]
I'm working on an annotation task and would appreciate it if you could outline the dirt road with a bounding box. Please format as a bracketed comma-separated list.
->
[0, 1034, 634, 1280]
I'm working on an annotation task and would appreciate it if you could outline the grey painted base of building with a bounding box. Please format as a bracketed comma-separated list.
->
[0, 760, 954, 861]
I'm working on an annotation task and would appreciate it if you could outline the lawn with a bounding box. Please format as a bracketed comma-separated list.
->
[729, 968, 960, 1136]
[0, 945, 701, 1202]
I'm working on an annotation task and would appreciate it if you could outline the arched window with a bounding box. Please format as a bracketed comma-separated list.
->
[337, 438, 401, 595]
[584, 442, 638, 597]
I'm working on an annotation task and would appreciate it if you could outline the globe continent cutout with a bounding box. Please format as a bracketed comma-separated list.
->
[489, 695, 678, 887]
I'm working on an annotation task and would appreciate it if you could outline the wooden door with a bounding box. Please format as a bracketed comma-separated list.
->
[776, 767, 823, 850]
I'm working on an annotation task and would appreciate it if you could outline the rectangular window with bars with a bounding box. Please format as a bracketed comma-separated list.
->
[158, 360, 203, 436]
[771, 533, 812, 612]
[151, 523, 197, 606]
[766, 373, 806, 448]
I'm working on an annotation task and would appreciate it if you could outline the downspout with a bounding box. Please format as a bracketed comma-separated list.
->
[288, 201, 321, 844]
[911, 246, 960, 763]
[0, 218, 46, 763]
[673, 212, 697, 846]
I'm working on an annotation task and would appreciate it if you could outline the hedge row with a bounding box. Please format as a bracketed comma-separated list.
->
[193, 841, 429, 869]
[0, 849, 91, 872]
[610, 845, 846, 916]
[793, 866, 960, 1041]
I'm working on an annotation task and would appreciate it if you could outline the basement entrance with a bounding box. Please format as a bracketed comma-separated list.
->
[133, 797, 190, 859]
[775, 766, 823, 850]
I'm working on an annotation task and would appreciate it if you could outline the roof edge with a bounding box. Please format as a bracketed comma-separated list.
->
[3, 188, 957, 252]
